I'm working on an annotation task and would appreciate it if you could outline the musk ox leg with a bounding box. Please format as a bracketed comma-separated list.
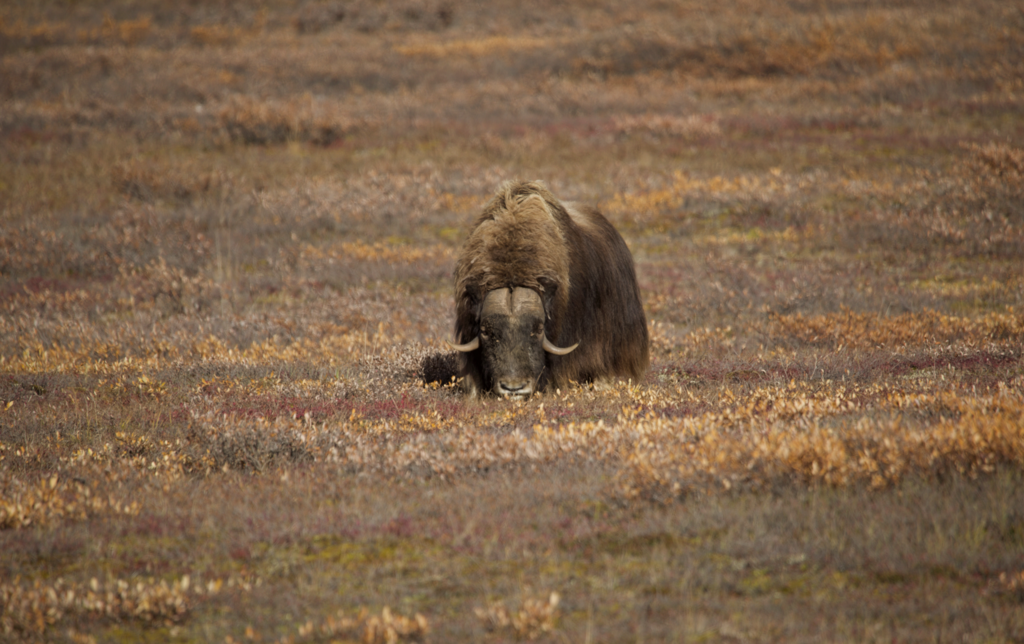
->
[459, 376, 480, 399]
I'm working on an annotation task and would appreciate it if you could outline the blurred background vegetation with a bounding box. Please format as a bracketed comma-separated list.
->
[2, 1, 1023, 642]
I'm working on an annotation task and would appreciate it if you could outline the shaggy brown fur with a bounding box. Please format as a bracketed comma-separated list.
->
[453, 180, 649, 395]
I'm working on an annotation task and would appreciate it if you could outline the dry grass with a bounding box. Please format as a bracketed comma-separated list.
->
[2, 0, 1024, 641]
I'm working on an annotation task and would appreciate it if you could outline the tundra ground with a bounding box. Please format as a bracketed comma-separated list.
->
[2, 1, 1024, 642]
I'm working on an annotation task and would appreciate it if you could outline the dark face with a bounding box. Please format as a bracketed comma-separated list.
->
[478, 287, 547, 398]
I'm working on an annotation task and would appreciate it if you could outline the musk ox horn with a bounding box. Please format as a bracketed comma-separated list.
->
[446, 336, 480, 352]
[543, 335, 579, 355]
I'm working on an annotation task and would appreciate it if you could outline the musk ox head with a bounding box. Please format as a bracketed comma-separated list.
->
[448, 286, 578, 398]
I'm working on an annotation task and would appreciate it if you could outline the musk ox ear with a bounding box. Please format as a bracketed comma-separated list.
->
[460, 285, 482, 316]
[537, 277, 558, 319]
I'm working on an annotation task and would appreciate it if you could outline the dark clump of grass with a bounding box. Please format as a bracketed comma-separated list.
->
[419, 350, 460, 386]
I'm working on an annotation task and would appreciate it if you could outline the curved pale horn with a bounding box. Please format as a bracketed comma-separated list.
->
[543, 335, 579, 355]
[446, 336, 480, 352]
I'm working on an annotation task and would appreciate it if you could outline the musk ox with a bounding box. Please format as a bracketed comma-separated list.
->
[447, 180, 649, 398]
